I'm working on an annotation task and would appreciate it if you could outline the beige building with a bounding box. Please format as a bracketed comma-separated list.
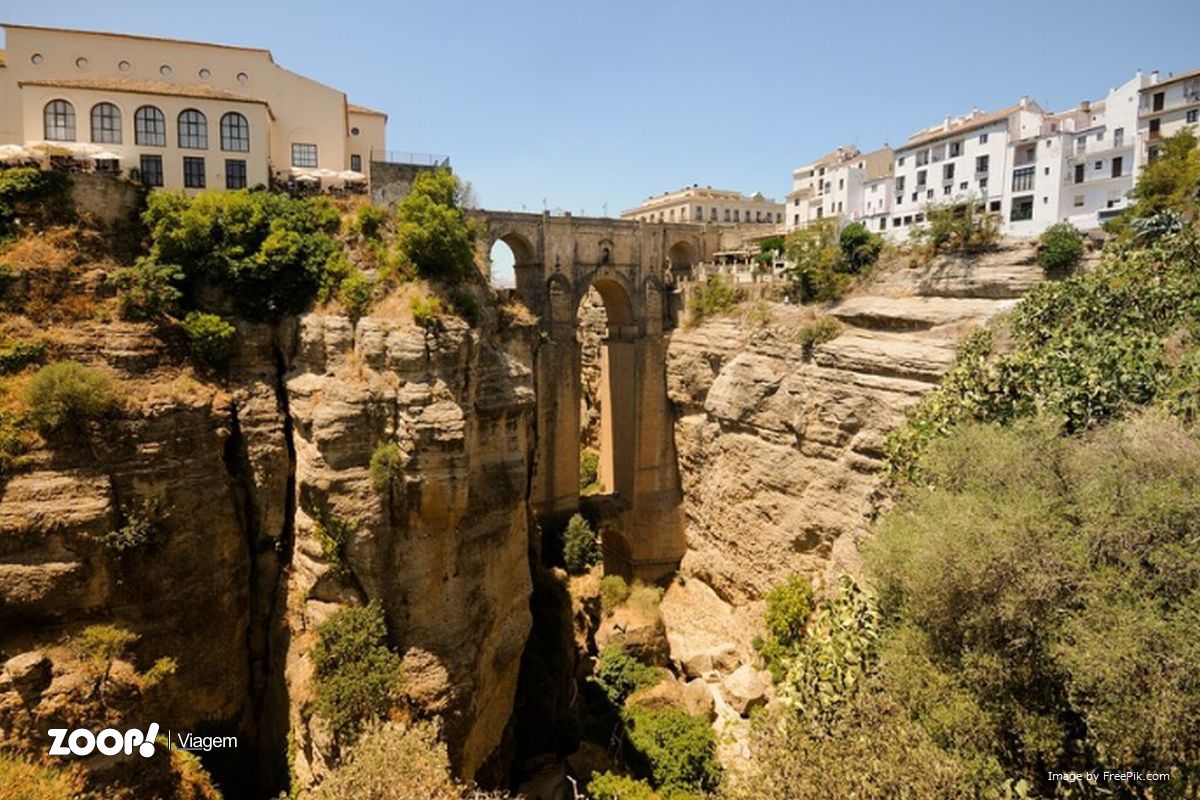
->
[0, 23, 387, 191]
[1137, 68, 1200, 171]
[622, 184, 784, 226]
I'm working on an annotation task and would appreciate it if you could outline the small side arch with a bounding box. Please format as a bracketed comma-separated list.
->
[666, 240, 698, 279]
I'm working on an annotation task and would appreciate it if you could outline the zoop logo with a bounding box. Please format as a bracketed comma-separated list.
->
[48, 723, 160, 757]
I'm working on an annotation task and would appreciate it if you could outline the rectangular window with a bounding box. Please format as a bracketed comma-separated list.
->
[911, 192, 918, 202]
[733, 210, 740, 222]
[1114, 127, 1124, 147]
[139, 154, 163, 187]
[879, 219, 887, 231]
[350, 154, 362, 172]
[915, 150, 929, 167]
[943, 163, 955, 181]
[949, 141, 962, 157]
[893, 217, 901, 227]
[895, 176, 905, 193]
[979, 178, 988, 190]
[838, 178, 844, 189]
[1074, 194, 1085, 207]
[916, 169, 927, 186]
[1010, 196, 1034, 221]
[1149, 118, 1161, 139]
[975, 155, 989, 173]
[989, 200, 1001, 212]
[1111, 156, 1123, 178]
[183, 157, 206, 189]
[1074, 164, 1085, 184]
[225, 159, 247, 190]
[1152, 91, 1165, 112]
[926, 188, 934, 199]
[724, 209, 730, 222]
[1187, 109, 1199, 124]
[959, 181, 968, 190]
[897, 156, 905, 166]
[1012, 166, 1035, 193]
[291, 143, 318, 167]
[794, 214, 800, 225]
[943, 185, 951, 195]
[978, 133, 989, 144]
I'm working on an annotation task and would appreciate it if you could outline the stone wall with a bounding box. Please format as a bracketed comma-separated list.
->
[369, 161, 443, 206]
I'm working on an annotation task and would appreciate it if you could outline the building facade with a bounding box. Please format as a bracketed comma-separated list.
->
[0, 24, 387, 191]
[1137, 68, 1200, 171]
[622, 185, 784, 227]
[786, 146, 893, 232]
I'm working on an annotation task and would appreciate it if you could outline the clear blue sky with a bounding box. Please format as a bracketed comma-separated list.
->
[5, 0, 1199, 215]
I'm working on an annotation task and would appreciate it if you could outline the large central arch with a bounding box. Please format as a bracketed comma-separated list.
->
[473, 211, 720, 580]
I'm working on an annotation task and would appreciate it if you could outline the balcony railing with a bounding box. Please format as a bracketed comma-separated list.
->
[370, 150, 450, 167]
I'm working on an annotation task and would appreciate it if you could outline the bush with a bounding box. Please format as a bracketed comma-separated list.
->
[599, 575, 631, 615]
[410, 294, 442, 329]
[312, 504, 356, 576]
[1036, 222, 1085, 272]
[449, 288, 481, 326]
[795, 315, 841, 353]
[0, 167, 70, 235]
[337, 269, 376, 322]
[587, 772, 661, 800]
[394, 170, 475, 282]
[562, 513, 600, 574]
[313, 721, 458, 800]
[182, 311, 236, 368]
[76, 624, 137, 665]
[626, 583, 663, 616]
[23, 361, 120, 435]
[756, 573, 813, 680]
[368, 441, 406, 490]
[592, 644, 659, 705]
[622, 706, 720, 794]
[688, 275, 738, 325]
[0, 339, 46, 374]
[98, 496, 167, 553]
[143, 190, 341, 320]
[579, 448, 600, 494]
[108, 260, 184, 321]
[838, 222, 884, 273]
[352, 203, 389, 241]
[1123, 129, 1200, 226]
[910, 202, 999, 261]
[311, 603, 405, 744]
[782, 220, 849, 303]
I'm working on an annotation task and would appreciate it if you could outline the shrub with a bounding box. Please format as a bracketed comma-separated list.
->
[782, 220, 849, 303]
[182, 311, 236, 368]
[143, 190, 341, 320]
[312, 504, 356, 576]
[1123, 129, 1200, 225]
[592, 644, 659, 705]
[337, 269, 376, 323]
[0, 338, 46, 374]
[0, 167, 70, 234]
[795, 315, 841, 353]
[756, 573, 813, 680]
[588, 772, 661, 800]
[352, 203, 389, 241]
[394, 170, 475, 282]
[311, 602, 405, 744]
[98, 496, 167, 553]
[23, 361, 120, 435]
[368, 441, 406, 490]
[579, 448, 600, 494]
[688, 275, 738, 325]
[622, 706, 720, 794]
[410, 294, 442, 329]
[910, 202, 999, 260]
[76, 624, 137, 666]
[312, 721, 458, 800]
[838, 221, 884, 273]
[626, 583, 663, 616]
[599, 575, 631, 614]
[0, 750, 84, 800]
[108, 260, 184, 321]
[449, 288, 481, 326]
[1036, 222, 1085, 272]
[562, 513, 600, 574]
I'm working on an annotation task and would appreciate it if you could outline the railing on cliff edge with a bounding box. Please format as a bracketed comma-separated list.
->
[369, 150, 451, 168]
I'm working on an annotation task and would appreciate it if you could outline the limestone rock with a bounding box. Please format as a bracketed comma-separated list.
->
[628, 678, 685, 711]
[682, 678, 717, 722]
[720, 664, 767, 717]
[594, 605, 669, 667]
[3, 652, 51, 696]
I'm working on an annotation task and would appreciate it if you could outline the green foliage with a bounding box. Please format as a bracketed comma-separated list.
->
[866, 415, 1200, 796]
[142, 657, 177, 689]
[448, 288, 481, 326]
[98, 496, 167, 553]
[0, 338, 46, 374]
[368, 441, 405, 490]
[0, 750, 84, 800]
[626, 583, 663, 616]
[1036, 222, 1085, 272]
[794, 315, 841, 353]
[76, 624, 137, 665]
[758, 235, 785, 255]
[312, 721, 460, 800]
[1124, 129, 1200, 227]
[885, 230, 1200, 478]
[909, 202, 999, 263]
[0, 167, 70, 235]
[22, 361, 120, 435]
[311, 603, 405, 744]
[599, 575, 631, 615]
[313, 504, 356, 576]
[143, 189, 341, 320]
[108, 260, 184, 321]
[352, 203, 389, 241]
[782, 220, 846, 302]
[562, 513, 600, 574]
[775, 576, 879, 728]
[838, 221, 884, 273]
[756, 574, 813, 680]
[588, 771, 662, 800]
[622, 706, 720, 794]
[579, 448, 600, 494]
[688, 275, 739, 325]
[592, 644, 659, 705]
[410, 294, 442, 329]
[393, 170, 475, 281]
[337, 269, 376, 322]
[182, 311, 236, 368]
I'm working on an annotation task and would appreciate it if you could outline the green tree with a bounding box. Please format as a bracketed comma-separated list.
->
[756, 573, 813, 680]
[592, 644, 659, 705]
[623, 706, 721, 794]
[311, 603, 405, 744]
[838, 221, 884, 273]
[108, 260, 184, 321]
[23, 361, 121, 435]
[182, 312, 237, 368]
[688, 275, 739, 325]
[562, 513, 600, 573]
[1125, 129, 1200, 223]
[1036, 222, 1085, 272]
[783, 220, 846, 302]
[394, 170, 475, 281]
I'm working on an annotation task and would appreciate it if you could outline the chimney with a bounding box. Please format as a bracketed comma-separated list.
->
[1151, 70, 1160, 84]
[1019, 95, 1029, 108]
[1081, 100, 1091, 112]
[943, 116, 951, 130]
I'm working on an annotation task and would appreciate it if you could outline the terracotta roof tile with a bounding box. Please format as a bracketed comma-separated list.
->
[902, 103, 1024, 148]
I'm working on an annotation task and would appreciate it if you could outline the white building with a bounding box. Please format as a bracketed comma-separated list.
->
[1136, 68, 1200, 173]
[786, 146, 892, 231]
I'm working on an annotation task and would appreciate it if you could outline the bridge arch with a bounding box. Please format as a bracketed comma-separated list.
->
[666, 240, 698, 279]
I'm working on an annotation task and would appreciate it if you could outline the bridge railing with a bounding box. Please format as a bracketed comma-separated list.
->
[369, 150, 450, 167]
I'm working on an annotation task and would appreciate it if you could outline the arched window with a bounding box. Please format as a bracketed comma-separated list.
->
[177, 109, 208, 149]
[43, 100, 76, 141]
[90, 102, 122, 144]
[134, 106, 166, 146]
[219, 112, 249, 152]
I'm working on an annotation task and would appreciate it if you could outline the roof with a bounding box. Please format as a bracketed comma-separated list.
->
[1145, 67, 1200, 90]
[2, 23, 273, 58]
[348, 103, 387, 118]
[902, 103, 1025, 149]
[18, 77, 269, 106]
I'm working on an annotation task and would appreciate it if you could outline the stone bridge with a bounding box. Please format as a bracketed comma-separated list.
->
[474, 211, 721, 580]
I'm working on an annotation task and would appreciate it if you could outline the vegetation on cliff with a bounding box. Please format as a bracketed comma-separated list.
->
[782, 218, 884, 302]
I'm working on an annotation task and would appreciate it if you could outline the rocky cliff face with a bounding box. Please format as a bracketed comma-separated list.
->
[666, 243, 1049, 603]
[0, 261, 537, 796]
